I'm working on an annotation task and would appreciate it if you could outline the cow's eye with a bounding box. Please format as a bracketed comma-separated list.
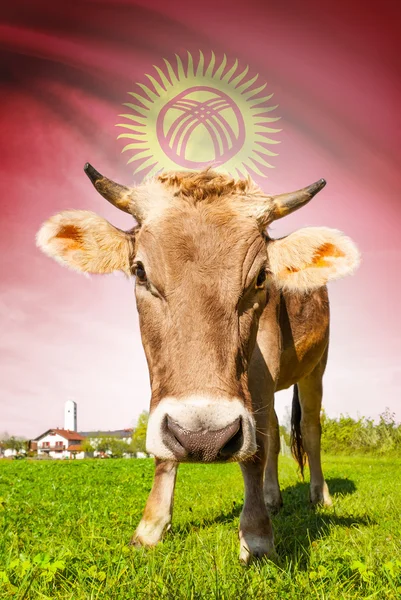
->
[135, 262, 147, 284]
[256, 268, 266, 288]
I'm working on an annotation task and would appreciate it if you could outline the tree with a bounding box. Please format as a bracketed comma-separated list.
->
[81, 438, 95, 454]
[95, 435, 113, 455]
[4, 437, 25, 453]
[130, 411, 149, 455]
[108, 438, 129, 458]
[279, 425, 291, 448]
[91, 435, 129, 458]
[281, 405, 292, 433]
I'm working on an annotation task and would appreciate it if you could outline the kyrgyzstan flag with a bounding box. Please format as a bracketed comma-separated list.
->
[1, 0, 400, 437]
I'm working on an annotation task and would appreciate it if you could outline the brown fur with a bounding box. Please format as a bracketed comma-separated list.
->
[134, 202, 265, 409]
[37, 211, 137, 275]
[55, 224, 83, 247]
[157, 168, 259, 200]
[312, 242, 345, 267]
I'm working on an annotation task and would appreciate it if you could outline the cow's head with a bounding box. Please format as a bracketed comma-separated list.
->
[37, 165, 359, 462]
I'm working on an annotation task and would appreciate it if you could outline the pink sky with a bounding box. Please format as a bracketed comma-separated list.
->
[1, 0, 400, 438]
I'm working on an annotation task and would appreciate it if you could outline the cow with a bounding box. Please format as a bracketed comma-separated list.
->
[36, 164, 360, 563]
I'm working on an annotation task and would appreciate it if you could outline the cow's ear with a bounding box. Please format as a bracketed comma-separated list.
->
[267, 227, 360, 292]
[36, 210, 136, 275]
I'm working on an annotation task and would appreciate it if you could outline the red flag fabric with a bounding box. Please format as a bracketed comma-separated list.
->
[1, 0, 400, 436]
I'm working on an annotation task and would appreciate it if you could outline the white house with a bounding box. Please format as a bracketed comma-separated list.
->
[0, 442, 26, 459]
[3, 448, 18, 458]
[33, 428, 86, 459]
[30, 426, 147, 460]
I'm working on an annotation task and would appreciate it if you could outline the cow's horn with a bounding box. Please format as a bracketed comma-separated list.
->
[269, 179, 327, 221]
[84, 163, 139, 217]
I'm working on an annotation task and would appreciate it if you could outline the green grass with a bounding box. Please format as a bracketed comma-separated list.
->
[0, 456, 400, 599]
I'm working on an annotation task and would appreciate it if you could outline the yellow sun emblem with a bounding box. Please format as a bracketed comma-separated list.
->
[116, 51, 281, 179]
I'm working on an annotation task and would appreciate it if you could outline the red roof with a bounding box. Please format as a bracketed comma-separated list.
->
[35, 429, 85, 442]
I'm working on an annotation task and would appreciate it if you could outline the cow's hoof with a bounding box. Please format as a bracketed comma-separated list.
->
[129, 535, 146, 548]
[264, 491, 283, 515]
[310, 481, 333, 507]
[239, 531, 275, 565]
[130, 519, 170, 548]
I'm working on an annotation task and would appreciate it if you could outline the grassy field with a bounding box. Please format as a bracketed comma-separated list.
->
[0, 456, 400, 599]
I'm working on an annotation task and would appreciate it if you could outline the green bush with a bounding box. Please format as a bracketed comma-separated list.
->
[321, 408, 401, 455]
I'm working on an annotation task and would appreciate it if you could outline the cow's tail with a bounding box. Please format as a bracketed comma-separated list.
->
[290, 384, 306, 479]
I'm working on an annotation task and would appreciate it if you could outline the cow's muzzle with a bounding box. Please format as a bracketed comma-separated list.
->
[146, 396, 257, 463]
[163, 415, 243, 462]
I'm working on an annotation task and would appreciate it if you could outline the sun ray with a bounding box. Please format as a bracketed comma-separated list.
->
[231, 65, 249, 87]
[153, 65, 171, 90]
[175, 54, 186, 80]
[255, 125, 282, 133]
[255, 142, 279, 155]
[127, 150, 153, 164]
[145, 74, 165, 96]
[205, 52, 216, 77]
[135, 156, 159, 173]
[255, 136, 280, 145]
[117, 134, 147, 142]
[214, 54, 227, 80]
[245, 160, 265, 177]
[121, 142, 150, 152]
[236, 73, 258, 92]
[116, 124, 146, 134]
[163, 58, 178, 84]
[187, 51, 194, 78]
[222, 59, 238, 82]
[252, 157, 275, 171]
[123, 103, 149, 116]
[249, 95, 275, 107]
[118, 113, 147, 125]
[256, 119, 282, 126]
[252, 150, 277, 165]
[196, 51, 205, 78]
[136, 83, 159, 102]
[243, 83, 267, 99]
[127, 92, 152, 108]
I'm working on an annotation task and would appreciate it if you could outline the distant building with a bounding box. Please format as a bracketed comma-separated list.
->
[79, 429, 133, 443]
[1, 447, 19, 458]
[64, 400, 77, 432]
[33, 429, 86, 459]
[0, 440, 26, 459]
[28, 401, 140, 459]
[79, 429, 133, 457]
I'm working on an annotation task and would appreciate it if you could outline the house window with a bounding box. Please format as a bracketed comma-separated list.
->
[42, 442, 50, 448]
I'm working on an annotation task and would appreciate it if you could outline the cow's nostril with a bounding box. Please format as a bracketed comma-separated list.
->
[163, 415, 242, 462]
[161, 416, 187, 460]
[218, 419, 243, 458]
[166, 416, 189, 449]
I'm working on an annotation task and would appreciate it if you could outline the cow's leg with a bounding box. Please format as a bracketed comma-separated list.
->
[239, 438, 275, 564]
[131, 459, 178, 547]
[242, 297, 281, 563]
[297, 358, 332, 507]
[263, 405, 283, 513]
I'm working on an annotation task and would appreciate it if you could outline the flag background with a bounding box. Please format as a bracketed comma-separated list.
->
[1, 0, 400, 437]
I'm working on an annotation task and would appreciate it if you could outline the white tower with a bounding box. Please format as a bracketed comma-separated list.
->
[64, 400, 77, 431]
